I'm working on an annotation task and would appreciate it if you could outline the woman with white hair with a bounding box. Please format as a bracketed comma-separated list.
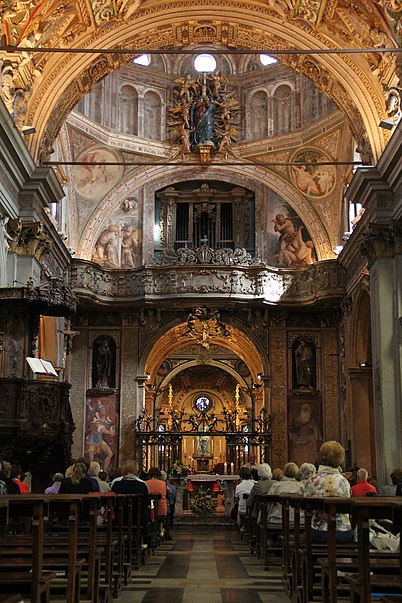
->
[246, 463, 274, 521]
[267, 462, 303, 525]
[304, 440, 353, 543]
[297, 462, 316, 483]
[246, 463, 274, 552]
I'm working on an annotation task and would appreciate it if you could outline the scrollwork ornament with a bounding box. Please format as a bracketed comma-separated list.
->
[360, 223, 397, 264]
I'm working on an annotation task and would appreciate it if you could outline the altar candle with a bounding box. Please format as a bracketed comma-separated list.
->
[224, 462, 227, 475]
[230, 462, 234, 474]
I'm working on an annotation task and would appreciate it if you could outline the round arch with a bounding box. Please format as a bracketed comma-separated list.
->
[23, 4, 395, 163]
[136, 314, 268, 384]
[152, 358, 253, 413]
[77, 162, 333, 260]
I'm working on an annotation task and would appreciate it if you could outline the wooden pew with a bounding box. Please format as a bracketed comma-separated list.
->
[297, 496, 357, 603]
[282, 493, 304, 597]
[0, 499, 23, 603]
[0, 495, 57, 603]
[256, 493, 283, 570]
[342, 497, 402, 602]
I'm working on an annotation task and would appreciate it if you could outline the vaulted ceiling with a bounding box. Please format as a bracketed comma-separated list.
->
[1, 0, 400, 164]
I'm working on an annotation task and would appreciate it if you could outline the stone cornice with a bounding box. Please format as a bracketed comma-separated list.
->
[0, 97, 35, 191]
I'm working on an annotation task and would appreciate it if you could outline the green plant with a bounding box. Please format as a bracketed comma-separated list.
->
[169, 461, 191, 479]
[190, 486, 216, 516]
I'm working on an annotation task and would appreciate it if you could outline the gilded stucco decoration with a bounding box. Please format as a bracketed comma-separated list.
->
[0, 0, 395, 161]
[143, 316, 265, 385]
[169, 72, 240, 161]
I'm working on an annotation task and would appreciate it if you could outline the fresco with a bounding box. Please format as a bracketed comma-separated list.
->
[85, 391, 119, 473]
[91, 197, 142, 268]
[264, 191, 316, 268]
[288, 398, 322, 467]
[74, 146, 123, 200]
[289, 148, 336, 198]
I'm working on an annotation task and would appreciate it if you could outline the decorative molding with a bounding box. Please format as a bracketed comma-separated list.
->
[69, 258, 345, 306]
[6, 220, 53, 260]
[24, 6, 392, 162]
[360, 220, 402, 265]
[153, 246, 263, 266]
[24, 276, 77, 314]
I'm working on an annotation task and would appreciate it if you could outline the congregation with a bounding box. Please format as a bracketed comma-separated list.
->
[0, 441, 401, 602]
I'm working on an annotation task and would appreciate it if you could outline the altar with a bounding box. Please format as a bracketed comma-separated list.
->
[174, 474, 240, 518]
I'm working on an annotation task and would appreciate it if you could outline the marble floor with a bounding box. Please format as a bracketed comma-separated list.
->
[119, 528, 290, 603]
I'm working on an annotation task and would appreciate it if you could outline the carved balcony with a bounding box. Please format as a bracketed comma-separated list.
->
[69, 256, 346, 308]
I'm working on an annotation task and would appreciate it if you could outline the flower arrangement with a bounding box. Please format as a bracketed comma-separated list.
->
[190, 486, 216, 516]
[169, 460, 191, 479]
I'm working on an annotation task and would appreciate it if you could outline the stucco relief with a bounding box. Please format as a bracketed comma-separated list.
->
[69, 259, 345, 305]
[26, 8, 391, 163]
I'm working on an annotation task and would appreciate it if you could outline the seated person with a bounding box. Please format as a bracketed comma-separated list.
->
[234, 466, 255, 529]
[351, 468, 377, 496]
[267, 462, 303, 526]
[146, 467, 169, 539]
[59, 462, 97, 494]
[112, 460, 150, 526]
[247, 463, 274, 521]
[303, 440, 353, 543]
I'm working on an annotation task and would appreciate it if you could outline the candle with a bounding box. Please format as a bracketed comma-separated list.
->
[224, 462, 227, 475]
[230, 462, 234, 474]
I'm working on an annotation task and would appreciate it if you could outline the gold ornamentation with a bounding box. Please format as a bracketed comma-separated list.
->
[169, 71, 239, 162]
[6, 220, 53, 260]
[182, 307, 231, 348]
[28, 9, 388, 163]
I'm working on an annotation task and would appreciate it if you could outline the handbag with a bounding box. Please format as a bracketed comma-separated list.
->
[369, 520, 400, 552]
[230, 502, 239, 521]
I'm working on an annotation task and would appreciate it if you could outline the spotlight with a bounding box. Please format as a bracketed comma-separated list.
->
[21, 125, 36, 135]
[379, 119, 396, 130]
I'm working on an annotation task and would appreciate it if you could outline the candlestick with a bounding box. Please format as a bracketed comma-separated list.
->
[224, 462, 227, 475]
[230, 462, 234, 474]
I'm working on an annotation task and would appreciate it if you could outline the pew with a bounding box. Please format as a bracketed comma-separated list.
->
[0, 496, 57, 603]
[342, 497, 402, 602]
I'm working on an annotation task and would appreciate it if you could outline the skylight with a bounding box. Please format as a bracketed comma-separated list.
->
[133, 54, 151, 66]
[260, 54, 277, 66]
[194, 54, 217, 73]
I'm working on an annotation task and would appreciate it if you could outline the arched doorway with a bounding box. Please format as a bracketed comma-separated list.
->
[135, 308, 271, 475]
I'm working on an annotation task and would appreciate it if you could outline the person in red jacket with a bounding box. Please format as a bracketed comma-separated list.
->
[10, 464, 29, 494]
[351, 468, 377, 496]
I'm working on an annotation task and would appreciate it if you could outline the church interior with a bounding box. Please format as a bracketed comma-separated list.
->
[0, 0, 401, 496]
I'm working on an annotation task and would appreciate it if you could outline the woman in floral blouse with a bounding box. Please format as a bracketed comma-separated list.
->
[303, 440, 353, 543]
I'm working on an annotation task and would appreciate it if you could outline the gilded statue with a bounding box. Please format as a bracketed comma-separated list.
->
[169, 72, 240, 160]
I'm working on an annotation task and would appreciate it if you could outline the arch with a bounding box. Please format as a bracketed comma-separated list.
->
[77, 163, 332, 262]
[24, 5, 394, 163]
[152, 358, 253, 413]
[272, 83, 293, 135]
[249, 90, 268, 139]
[119, 84, 138, 135]
[143, 90, 162, 140]
[137, 314, 268, 383]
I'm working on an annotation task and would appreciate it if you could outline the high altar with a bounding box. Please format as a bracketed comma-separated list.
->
[174, 474, 239, 518]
